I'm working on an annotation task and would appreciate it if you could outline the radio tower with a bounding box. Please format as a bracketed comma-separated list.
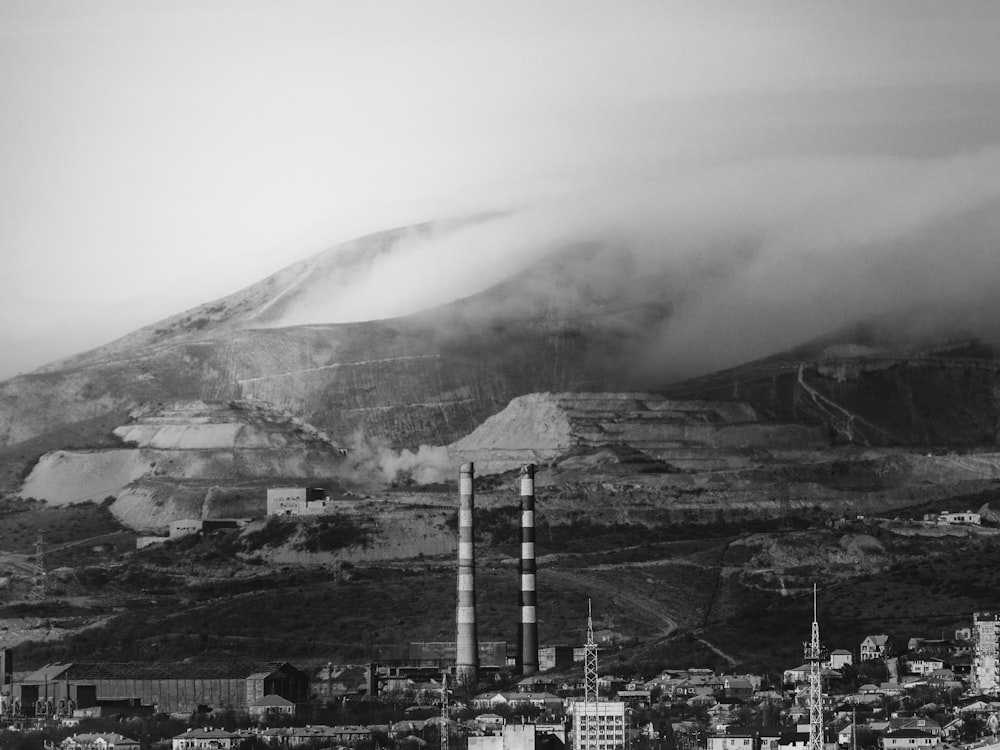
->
[803, 584, 825, 750]
[440, 670, 449, 750]
[30, 530, 46, 601]
[584, 599, 599, 708]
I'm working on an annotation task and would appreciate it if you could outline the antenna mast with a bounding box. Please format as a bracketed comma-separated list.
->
[440, 670, 449, 750]
[584, 599, 599, 708]
[803, 584, 825, 750]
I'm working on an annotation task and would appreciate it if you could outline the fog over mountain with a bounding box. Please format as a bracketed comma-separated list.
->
[266, 147, 1000, 381]
[3, 2, 1000, 380]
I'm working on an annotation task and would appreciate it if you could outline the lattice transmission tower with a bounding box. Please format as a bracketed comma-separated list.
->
[30, 530, 46, 601]
[803, 584, 826, 750]
[440, 670, 449, 750]
[584, 598, 599, 709]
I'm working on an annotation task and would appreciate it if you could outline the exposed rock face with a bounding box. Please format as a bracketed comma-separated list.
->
[667, 343, 1000, 447]
[19, 401, 346, 531]
[450, 392, 830, 474]
[0, 233, 672, 457]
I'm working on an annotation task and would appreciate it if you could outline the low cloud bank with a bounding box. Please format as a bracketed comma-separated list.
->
[276, 145, 1000, 380]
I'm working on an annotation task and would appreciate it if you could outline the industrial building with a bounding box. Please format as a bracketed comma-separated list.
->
[266, 487, 334, 516]
[15, 662, 309, 716]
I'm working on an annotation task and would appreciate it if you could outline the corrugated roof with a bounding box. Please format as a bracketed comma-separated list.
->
[55, 662, 294, 681]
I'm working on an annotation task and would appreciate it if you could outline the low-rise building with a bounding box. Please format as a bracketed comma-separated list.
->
[861, 635, 891, 662]
[172, 728, 241, 750]
[539, 646, 577, 671]
[828, 651, 854, 670]
[266, 487, 334, 516]
[923, 511, 981, 526]
[707, 730, 756, 750]
[888, 718, 940, 737]
[170, 519, 203, 538]
[881, 729, 938, 750]
[61, 734, 139, 750]
[249, 694, 295, 718]
[907, 658, 945, 676]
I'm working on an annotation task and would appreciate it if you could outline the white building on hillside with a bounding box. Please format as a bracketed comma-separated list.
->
[924, 510, 981, 526]
[266, 487, 334, 516]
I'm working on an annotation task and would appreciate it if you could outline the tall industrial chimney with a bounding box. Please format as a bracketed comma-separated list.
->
[520, 463, 539, 675]
[455, 462, 479, 686]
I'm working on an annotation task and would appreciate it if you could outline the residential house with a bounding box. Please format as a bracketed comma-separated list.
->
[61, 734, 139, 750]
[828, 651, 854, 670]
[672, 673, 723, 699]
[835, 721, 857, 747]
[783, 664, 811, 685]
[925, 669, 963, 691]
[687, 690, 717, 710]
[758, 727, 783, 750]
[861, 636, 891, 662]
[888, 718, 941, 737]
[906, 659, 945, 676]
[473, 714, 506, 733]
[940, 718, 963, 740]
[324, 726, 374, 746]
[172, 728, 241, 750]
[778, 731, 810, 750]
[723, 678, 755, 700]
[473, 691, 564, 713]
[924, 511, 981, 526]
[881, 729, 938, 750]
[249, 694, 296, 719]
[617, 689, 652, 707]
[707, 730, 756, 750]
[707, 699, 746, 730]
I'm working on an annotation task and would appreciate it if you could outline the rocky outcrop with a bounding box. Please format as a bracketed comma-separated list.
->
[667, 353, 1000, 447]
[450, 392, 830, 474]
[18, 401, 347, 531]
[0, 238, 672, 460]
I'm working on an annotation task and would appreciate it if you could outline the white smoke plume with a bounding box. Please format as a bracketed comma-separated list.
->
[336, 429, 454, 487]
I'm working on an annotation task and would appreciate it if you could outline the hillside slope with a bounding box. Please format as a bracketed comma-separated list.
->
[665, 322, 1000, 447]
[0, 239, 672, 464]
[19, 400, 347, 531]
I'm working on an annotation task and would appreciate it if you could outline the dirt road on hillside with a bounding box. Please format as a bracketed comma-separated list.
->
[544, 569, 679, 636]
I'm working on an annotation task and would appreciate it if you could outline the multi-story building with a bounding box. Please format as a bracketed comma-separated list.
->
[573, 700, 626, 750]
[973, 612, 1000, 693]
[859, 635, 891, 662]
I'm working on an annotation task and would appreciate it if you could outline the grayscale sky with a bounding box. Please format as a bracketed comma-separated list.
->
[2, 1, 1000, 379]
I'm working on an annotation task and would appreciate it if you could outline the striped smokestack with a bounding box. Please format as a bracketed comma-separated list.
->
[455, 462, 479, 686]
[520, 463, 539, 675]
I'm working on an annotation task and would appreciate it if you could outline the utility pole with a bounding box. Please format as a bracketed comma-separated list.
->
[30, 530, 46, 601]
